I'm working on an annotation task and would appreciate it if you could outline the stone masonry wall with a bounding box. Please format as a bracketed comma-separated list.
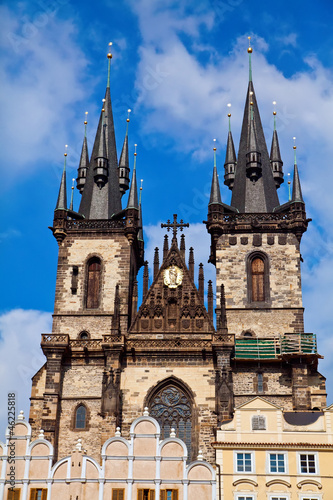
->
[120, 357, 217, 463]
[52, 232, 131, 338]
[215, 232, 303, 336]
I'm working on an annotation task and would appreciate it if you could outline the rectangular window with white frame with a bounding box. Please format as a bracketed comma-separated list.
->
[268, 496, 289, 500]
[234, 495, 255, 500]
[267, 452, 287, 474]
[234, 451, 255, 473]
[297, 452, 318, 475]
[299, 495, 322, 500]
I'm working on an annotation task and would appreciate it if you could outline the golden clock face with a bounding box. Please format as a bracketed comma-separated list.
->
[163, 265, 183, 288]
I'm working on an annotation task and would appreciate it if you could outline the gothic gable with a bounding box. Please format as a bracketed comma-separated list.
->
[130, 241, 214, 335]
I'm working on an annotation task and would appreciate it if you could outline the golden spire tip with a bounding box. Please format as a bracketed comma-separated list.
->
[247, 36, 252, 53]
[64, 144, 68, 156]
[107, 41, 113, 59]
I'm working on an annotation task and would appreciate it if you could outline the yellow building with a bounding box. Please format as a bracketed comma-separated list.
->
[213, 397, 333, 500]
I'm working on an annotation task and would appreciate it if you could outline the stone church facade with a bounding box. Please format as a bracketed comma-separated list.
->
[0, 43, 330, 500]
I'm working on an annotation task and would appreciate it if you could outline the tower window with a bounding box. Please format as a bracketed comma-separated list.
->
[75, 405, 86, 429]
[86, 257, 101, 309]
[247, 252, 270, 304]
[252, 257, 264, 301]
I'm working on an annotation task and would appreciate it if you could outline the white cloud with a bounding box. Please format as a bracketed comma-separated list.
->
[130, 1, 333, 404]
[0, 3, 91, 187]
[0, 309, 52, 439]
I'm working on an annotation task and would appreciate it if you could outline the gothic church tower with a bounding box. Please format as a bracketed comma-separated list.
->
[206, 42, 326, 416]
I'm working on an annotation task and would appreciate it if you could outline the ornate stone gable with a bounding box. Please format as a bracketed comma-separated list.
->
[129, 240, 214, 336]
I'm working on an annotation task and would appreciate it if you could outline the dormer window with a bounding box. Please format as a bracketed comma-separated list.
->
[252, 415, 266, 430]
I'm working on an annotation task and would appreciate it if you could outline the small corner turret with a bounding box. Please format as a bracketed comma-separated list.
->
[270, 106, 284, 188]
[224, 108, 237, 190]
[118, 109, 131, 196]
[76, 113, 89, 194]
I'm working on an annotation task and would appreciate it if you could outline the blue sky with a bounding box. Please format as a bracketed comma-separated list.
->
[1, 0, 333, 437]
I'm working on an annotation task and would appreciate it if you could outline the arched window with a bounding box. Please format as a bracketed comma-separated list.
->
[148, 382, 194, 461]
[247, 252, 270, 304]
[86, 257, 101, 309]
[75, 405, 86, 429]
[252, 257, 265, 302]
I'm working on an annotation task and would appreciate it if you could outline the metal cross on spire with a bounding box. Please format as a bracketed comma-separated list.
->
[161, 214, 189, 241]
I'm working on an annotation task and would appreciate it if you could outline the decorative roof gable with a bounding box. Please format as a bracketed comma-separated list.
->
[130, 240, 214, 335]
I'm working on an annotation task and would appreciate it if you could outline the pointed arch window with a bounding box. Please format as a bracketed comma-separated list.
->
[86, 257, 101, 309]
[252, 257, 265, 302]
[75, 405, 86, 429]
[247, 252, 270, 304]
[148, 383, 194, 461]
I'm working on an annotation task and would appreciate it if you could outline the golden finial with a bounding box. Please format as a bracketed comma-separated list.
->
[84, 111, 88, 125]
[140, 179, 143, 191]
[213, 138, 217, 152]
[134, 143, 137, 156]
[250, 92, 253, 106]
[102, 98, 105, 113]
[227, 102, 231, 118]
[127, 108, 131, 123]
[247, 36, 252, 53]
[64, 144, 68, 157]
[107, 42, 113, 59]
[293, 136, 297, 150]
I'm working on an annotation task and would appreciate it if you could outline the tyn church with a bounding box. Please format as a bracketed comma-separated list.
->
[29, 43, 326, 469]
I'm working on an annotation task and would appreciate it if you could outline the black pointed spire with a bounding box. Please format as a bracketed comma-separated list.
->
[78, 44, 122, 219]
[224, 110, 237, 190]
[118, 109, 131, 196]
[137, 179, 144, 242]
[93, 107, 108, 189]
[230, 43, 280, 213]
[163, 235, 169, 261]
[55, 147, 68, 210]
[209, 140, 222, 205]
[76, 113, 89, 194]
[127, 144, 139, 209]
[291, 141, 304, 203]
[270, 108, 284, 188]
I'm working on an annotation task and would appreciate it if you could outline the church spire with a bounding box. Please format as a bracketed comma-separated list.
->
[270, 105, 284, 188]
[209, 139, 222, 205]
[76, 112, 89, 194]
[127, 144, 139, 209]
[291, 138, 304, 203]
[230, 42, 280, 213]
[78, 43, 121, 219]
[224, 107, 237, 190]
[138, 179, 144, 242]
[55, 146, 68, 210]
[118, 109, 131, 196]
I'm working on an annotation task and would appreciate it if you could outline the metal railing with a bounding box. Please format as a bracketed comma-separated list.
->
[234, 333, 317, 360]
